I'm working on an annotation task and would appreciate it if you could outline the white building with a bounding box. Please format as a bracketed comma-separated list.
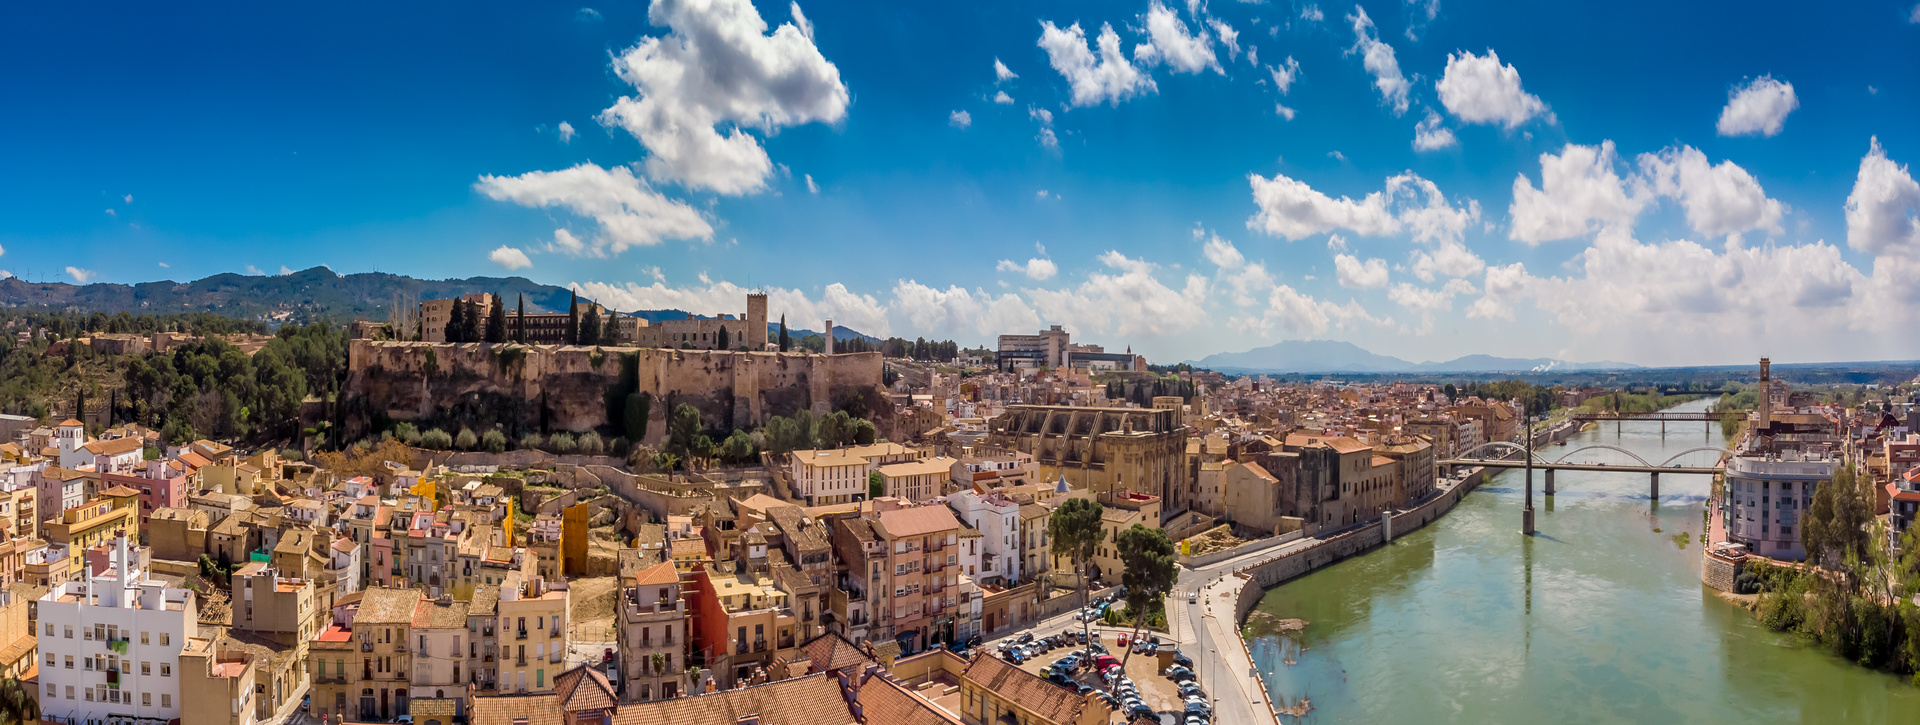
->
[947, 491, 1021, 586]
[38, 534, 199, 724]
[789, 449, 872, 506]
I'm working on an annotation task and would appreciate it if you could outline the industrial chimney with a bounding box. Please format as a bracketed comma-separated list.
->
[1757, 357, 1772, 434]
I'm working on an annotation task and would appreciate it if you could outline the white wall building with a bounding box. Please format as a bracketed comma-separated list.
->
[947, 491, 1021, 586]
[789, 449, 872, 506]
[38, 534, 198, 725]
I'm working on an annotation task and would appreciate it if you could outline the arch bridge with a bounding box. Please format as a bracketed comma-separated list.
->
[1440, 441, 1730, 496]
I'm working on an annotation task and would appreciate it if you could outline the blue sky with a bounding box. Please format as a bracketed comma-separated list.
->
[3, 0, 1919, 366]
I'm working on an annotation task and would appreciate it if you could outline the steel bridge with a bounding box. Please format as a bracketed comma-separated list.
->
[1441, 441, 1731, 497]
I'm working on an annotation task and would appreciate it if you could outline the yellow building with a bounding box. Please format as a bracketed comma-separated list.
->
[561, 502, 589, 576]
[876, 457, 956, 503]
[41, 489, 139, 577]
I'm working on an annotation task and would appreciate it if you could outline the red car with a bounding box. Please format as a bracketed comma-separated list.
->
[604, 647, 616, 664]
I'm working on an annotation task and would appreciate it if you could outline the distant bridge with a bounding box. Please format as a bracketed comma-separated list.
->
[1441, 441, 1730, 496]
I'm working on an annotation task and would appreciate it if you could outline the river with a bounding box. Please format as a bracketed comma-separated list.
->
[1245, 398, 1920, 723]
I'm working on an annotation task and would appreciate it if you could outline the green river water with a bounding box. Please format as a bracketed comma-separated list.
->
[1246, 398, 1920, 723]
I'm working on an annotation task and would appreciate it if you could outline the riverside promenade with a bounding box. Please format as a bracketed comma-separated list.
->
[1185, 468, 1488, 723]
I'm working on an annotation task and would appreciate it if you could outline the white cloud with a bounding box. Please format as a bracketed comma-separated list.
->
[489, 245, 533, 271]
[805, 174, 820, 193]
[1276, 104, 1297, 121]
[1635, 145, 1784, 239]
[123, 194, 132, 204]
[550, 228, 588, 254]
[1268, 56, 1300, 94]
[1409, 238, 1484, 281]
[1030, 106, 1059, 150]
[1333, 253, 1389, 288]
[1247, 169, 1476, 243]
[994, 57, 1019, 81]
[1250, 284, 1385, 337]
[997, 257, 1059, 281]
[279, 265, 295, 275]
[1038, 21, 1156, 107]
[1435, 50, 1548, 129]
[244, 265, 264, 276]
[994, 91, 1015, 104]
[1345, 6, 1410, 115]
[1912, 2, 1920, 22]
[1301, 4, 1324, 22]
[475, 162, 713, 256]
[66, 267, 94, 283]
[1203, 235, 1245, 268]
[104, 209, 115, 217]
[596, 0, 848, 195]
[1327, 150, 1345, 161]
[1022, 251, 1209, 338]
[950, 110, 972, 129]
[557, 121, 576, 143]
[576, 7, 602, 22]
[1412, 109, 1457, 151]
[1508, 141, 1649, 244]
[579, 278, 890, 335]
[1845, 137, 1920, 257]
[1135, 2, 1221, 74]
[891, 281, 1041, 338]
[1717, 75, 1798, 138]
[1389, 278, 1476, 333]
[1209, 18, 1240, 61]
[158, 262, 169, 269]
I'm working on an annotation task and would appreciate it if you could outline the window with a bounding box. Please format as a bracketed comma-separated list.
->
[64, 655, 72, 669]
[143, 693, 152, 706]
[65, 686, 73, 700]
[63, 626, 71, 639]
[42, 623, 50, 636]
[162, 694, 171, 708]
[161, 664, 171, 677]
[141, 631, 149, 645]
[142, 662, 151, 675]
[161, 633, 170, 646]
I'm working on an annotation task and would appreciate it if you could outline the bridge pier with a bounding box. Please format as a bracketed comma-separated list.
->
[1544, 469, 1555, 495]
[1650, 471, 1660, 498]
[1661, 420, 1666, 439]
[1522, 506, 1535, 535]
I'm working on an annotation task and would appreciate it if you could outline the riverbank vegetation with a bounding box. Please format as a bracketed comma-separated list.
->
[1750, 468, 1920, 682]
[1573, 390, 1704, 415]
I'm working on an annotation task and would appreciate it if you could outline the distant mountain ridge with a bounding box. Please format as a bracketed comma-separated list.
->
[1189, 339, 1639, 374]
[0, 267, 888, 341]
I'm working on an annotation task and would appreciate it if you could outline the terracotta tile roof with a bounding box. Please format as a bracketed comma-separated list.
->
[412, 597, 470, 629]
[57, 419, 82, 428]
[874, 505, 959, 539]
[632, 561, 680, 587]
[606, 672, 856, 725]
[470, 693, 561, 725]
[553, 664, 617, 712]
[355, 587, 424, 625]
[858, 674, 965, 725]
[960, 653, 1096, 724]
[81, 437, 145, 457]
[799, 632, 872, 675]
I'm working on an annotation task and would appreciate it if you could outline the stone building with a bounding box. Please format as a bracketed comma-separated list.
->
[985, 406, 1188, 522]
[632, 292, 768, 351]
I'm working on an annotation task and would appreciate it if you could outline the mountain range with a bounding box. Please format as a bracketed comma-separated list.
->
[0, 267, 887, 341]
[1188, 339, 1639, 374]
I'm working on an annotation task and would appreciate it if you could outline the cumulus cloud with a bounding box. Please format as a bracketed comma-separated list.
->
[1246, 285, 1386, 337]
[994, 91, 1015, 104]
[950, 110, 972, 129]
[489, 245, 533, 270]
[1198, 233, 1275, 307]
[475, 162, 713, 256]
[1345, 6, 1410, 115]
[1275, 104, 1297, 121]
[1022, 251, 1209, 338]
[1412, 109, 1457, 151]
[1269, 56, 1300, 94]
[597, 0, 849, 195]
[1301, 4, 1324, 22]
[1202, 235, 1245, 268]
[67, 267, 94, 283]
[994, 57, 1019, 81]
[1030, 106, 1059, 150]
[1038, 20, 1156, 106]
[1716, 75, 1797, 138]
[1435, 50, 1548, 129]
[1508, 141, 1649, 244]
[891, 281, 1041, 338]
[1135, 2, 1220, 74]
[1333, 253, 1390, 288]
[1209, 18, 1240, 61]
[997, 257, 1059, 281]
[1389, 278, 1476, 333]
[1247, 170, 1476, 244]
[279, 265, 295, 275]
[1635, 145, 1784, 240]
[1845, 137, 1920, 257]
[578, 278, 890, 335]
[576, 7, 602, 22]
[558, 121, 576, 143]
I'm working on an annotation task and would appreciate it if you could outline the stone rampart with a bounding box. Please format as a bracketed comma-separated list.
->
[346, 340, 885, 440]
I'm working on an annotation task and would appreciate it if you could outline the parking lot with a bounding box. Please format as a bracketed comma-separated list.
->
[996, 627, 1212, 724]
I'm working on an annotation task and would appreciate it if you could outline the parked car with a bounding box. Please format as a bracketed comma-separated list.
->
[1074, 682, 1094, 696]
[1172, 651, 1193, 668]
[1188, 590, 1198, 603]
[1184, 697, 1212, 715]
[1167, 666, 1196, 683]
[1178, 682, 1205, 698]
[604, 647, 616, 663]
[1017, 633, 1034, 644]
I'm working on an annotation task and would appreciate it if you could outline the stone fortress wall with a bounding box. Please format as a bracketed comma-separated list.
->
[345, 339, 884, 442]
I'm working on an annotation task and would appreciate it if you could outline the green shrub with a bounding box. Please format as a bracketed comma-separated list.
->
[420, 428, 453, 450]
[548, 432, 577, 454]
[482, 429, 507, 454]
[520, 433, 543, 451]
[455, 428, 479, 451]
[577, 431, 605, 456]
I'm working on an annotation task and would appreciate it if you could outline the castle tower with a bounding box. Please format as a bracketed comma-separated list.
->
[746, 292, 769, 350]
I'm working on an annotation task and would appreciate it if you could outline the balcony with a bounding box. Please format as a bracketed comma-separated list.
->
[735, 641, 749, 656]
[360, 641, 374, 653]
[516, 629, 528, 640]
[515, 657, 527, 667]
[778, 635, 794, 650]
[752, 638, 766, 653]
[316, 674, 347, 685]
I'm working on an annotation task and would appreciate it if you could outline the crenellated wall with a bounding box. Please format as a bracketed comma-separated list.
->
[345, 340, 885, 440]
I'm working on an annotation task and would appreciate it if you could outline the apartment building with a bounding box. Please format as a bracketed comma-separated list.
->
[827, 516, 885, 643]
[37, 535, 198, 724]
[689, 563, 802, 689]
[871, 505, 961, 654]
[409, 595, 472, 718]
[615, 561, 686, 702]
[877, 457, 955, 503]
[789, 449, 872, 506]
[40, 489, 139, 580]
[497, 572, 569, 694]
[947, 490, 1021, 586]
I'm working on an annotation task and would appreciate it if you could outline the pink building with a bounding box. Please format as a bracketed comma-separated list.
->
[102, 471, 187, 526]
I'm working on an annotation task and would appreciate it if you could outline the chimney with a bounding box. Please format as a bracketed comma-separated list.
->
[1758, 357, 1773, 434]
[824, 320, 834, 355]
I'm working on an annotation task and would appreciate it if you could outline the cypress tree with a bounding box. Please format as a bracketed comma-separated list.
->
[778, 315, 790, 352]
[566, 290, 579, 345]
[579, 301, 601, 346]
[485, 293, 507, 343]
[447, 299, 467, 343]
[717, 324, 728, 351]
[602, 307, 621, 345]
[515, 294, 526, 343]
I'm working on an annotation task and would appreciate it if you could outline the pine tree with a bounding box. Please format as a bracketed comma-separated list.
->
[602, 307, 621, 345]
[778, 315, 790, 352]
[447, 299, 467, 343]
[515, 294, 526, 343]
[717, 324, 728, 351]
[485, 293, 507, 343]
[566, 290, 580, 345]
